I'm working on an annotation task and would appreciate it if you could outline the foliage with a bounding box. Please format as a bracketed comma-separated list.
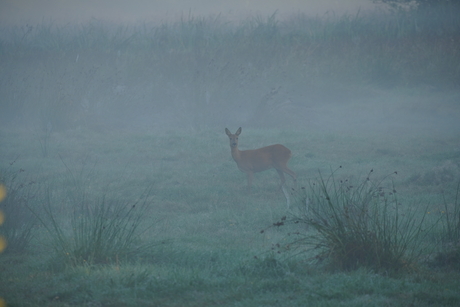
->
[0, 10, 459, 131]
[28, 160, 155, 266]
[441, 181, 460, 244]
[375, 0, 460, 10]
[0, 161, 38, 254]
[433, 181, 460, 269]
[374, 0, 460, 34]
[278, 168, 432, 273]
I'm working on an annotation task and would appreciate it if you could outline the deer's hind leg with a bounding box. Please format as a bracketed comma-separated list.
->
[246, 172, 254, 188]
[277, 168, 297, 188]
[276, 169, 287, 186]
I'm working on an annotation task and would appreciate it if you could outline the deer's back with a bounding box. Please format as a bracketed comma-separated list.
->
[237, 144, 291, 172]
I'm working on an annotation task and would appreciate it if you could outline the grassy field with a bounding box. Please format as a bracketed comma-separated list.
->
[1, 125, 460, 306]
[1, 5, 460, 306]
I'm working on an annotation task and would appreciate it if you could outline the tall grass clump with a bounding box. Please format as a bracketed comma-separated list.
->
[29, 160, 156, 266]
[441, 181, 460, 243]
[434, 180, 460, 269]
[283, 168, 431, 273]
[0, 162, 38, 254]
[38, 188, 154, 266]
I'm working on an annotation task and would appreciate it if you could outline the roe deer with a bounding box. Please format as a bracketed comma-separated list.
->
[225, 127, 296, 188]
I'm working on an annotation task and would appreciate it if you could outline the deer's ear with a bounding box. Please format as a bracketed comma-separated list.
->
[236, 127, 242, 135]
[225, 128, 231, 136]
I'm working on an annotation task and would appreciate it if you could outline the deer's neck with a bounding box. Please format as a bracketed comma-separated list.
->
[230, 146, 241, 162]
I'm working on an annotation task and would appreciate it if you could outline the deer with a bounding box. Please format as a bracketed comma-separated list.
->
[225, 127, 296, 188]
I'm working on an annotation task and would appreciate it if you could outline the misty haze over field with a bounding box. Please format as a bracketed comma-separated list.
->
[0, 0, 459, 139]
[1, 0, 374, 24]
[2, 2, 460, 305]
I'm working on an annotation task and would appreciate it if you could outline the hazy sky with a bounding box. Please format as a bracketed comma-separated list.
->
[1, 0, 375, 25]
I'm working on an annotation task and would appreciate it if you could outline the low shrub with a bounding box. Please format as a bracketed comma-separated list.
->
[28, 159, 156, 266]
[39, 188, 154, 266]
[277, 168, 431, 273]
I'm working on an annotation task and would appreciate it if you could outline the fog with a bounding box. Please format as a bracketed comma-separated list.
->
[1, 2, 460, 304]
[0, 1, 459, 138]
[1, 0, 374, 24]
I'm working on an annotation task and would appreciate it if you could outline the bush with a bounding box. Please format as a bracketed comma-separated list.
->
[279, 168, 431, 273]
[40, 189, 154, 266]
[28, 160, 156, 266]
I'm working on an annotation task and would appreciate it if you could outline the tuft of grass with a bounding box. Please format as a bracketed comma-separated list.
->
[28, 160, 156, 266]
[441, 181, 460, 244]
[44, 189, 153, 266]
[433, 180, 460, 270]
[280, 168, 432, 273]
[0, 160, 38, 254]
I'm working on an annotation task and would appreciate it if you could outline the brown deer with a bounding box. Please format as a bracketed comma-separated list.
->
[225, 127, 296, 188]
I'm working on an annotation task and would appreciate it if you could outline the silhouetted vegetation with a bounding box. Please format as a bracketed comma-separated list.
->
[0, 8, 459, 131]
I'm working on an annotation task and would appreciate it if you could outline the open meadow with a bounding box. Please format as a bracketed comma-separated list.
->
[1, 5, 460, 306]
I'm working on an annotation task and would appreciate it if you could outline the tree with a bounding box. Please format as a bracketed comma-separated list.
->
[374, 0, 460, 11]
[374, 0, 460, 35]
